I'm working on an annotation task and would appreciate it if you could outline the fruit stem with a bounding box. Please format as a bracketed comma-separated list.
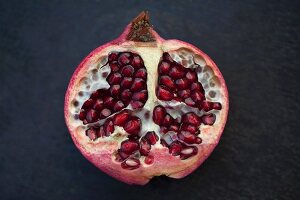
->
[126, 11, 155, 42]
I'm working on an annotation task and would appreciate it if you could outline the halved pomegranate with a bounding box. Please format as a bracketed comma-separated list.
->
[64, 11, 229, 185]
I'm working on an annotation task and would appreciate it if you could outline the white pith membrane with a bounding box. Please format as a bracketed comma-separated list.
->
[65, 39, 228, 184]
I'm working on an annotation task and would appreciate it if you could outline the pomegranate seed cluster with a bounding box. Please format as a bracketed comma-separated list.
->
[157, 53, 221, 111]
[78, 52, 148, 124]
[77, 51, 222, 170]
[154, 53, 222, 159]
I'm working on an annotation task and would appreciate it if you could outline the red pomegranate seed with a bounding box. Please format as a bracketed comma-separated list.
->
[97, 89, 108, 97]
[128, 134, 139, 141]
[124, 117, 141, 135]
[182, 112, 201, 126]
[195, 137, 202, 144]
[86, 109, 99, 123]
[118, 52, 131, 66]
[169, 65, 185, 79]
[100, 108, 111, 118]
[169, 141, 183, 156]
[153, 105, 166, 125]
[144, 155, 154, 165]
[190, 82, 199, 90]
[121, 89, 132, 101]
[178, 89, 191, 99]
[169, 123, 179, 132]
[186, 71, 197, 82]
[131, 78, 146, 92]
[117, 149, 130, 160]
[79, 110, 86, 120]
[113, 110, 130, 126]
[159, 76, 176, 90]
[135, 68, 147, 79]
[162, 114, 173, 126]
[108, 52, 118, 62]
[93, 99, 104, 111]
[160, 126, 168, 134]
[159, 61, 171, 74]
[180, 146, 198, 160]
[103, 119, 114, 135]
[113, 101, 125, 112]
[107, 72, 122, 85]
[175, 78, 189, 90]
[82, 99, 94, 109]
[162, 52, 173, 62]
[191, 91, 204, 103]
[139, 138, 151, 156]
[178, 131, 197, 144]
[120, 65, 134, 76]
[180, 124, 198, 134]
[130, 101, 144, 109]
[144, 131, 158, 145]
[200, 101, 211, 112]
[110, 85, 121, 96]
[90, 90, 101, 99]
[121, 77, 133, 88]
[103, 96, 115, 108]
[191, 82, 204, 93]
[201, 113, 216, 125]
[131, 55, 143, 68]
[86, 128, 97, 140]
[109, 61, 119, 72]
[121, 158, 140, 170]
[156, 86, 174, 101]
[121, 139, 139, 154]
[211, 102, 222, 110]
[97, 126, 105, 137]
[184, 97, 196, 107]
[132, 90, 147, 101]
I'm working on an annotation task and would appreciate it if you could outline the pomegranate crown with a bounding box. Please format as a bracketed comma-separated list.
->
[126, 11, 155, 42]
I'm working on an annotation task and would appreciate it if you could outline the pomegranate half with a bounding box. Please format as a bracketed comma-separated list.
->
[64, 11, 229, 185]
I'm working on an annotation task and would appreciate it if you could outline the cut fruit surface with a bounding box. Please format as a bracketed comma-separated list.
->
[65, 11, 229, 185]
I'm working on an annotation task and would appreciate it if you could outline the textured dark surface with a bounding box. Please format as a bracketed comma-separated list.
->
[0, 0, 299, 199]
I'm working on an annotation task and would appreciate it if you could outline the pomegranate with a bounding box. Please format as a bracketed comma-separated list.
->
[64, 11, 229, 185]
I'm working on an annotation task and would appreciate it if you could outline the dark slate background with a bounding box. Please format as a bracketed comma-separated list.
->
[0, 0, 299, 199]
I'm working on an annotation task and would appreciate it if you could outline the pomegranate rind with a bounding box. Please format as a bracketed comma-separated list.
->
[65, 14, 229, 185]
